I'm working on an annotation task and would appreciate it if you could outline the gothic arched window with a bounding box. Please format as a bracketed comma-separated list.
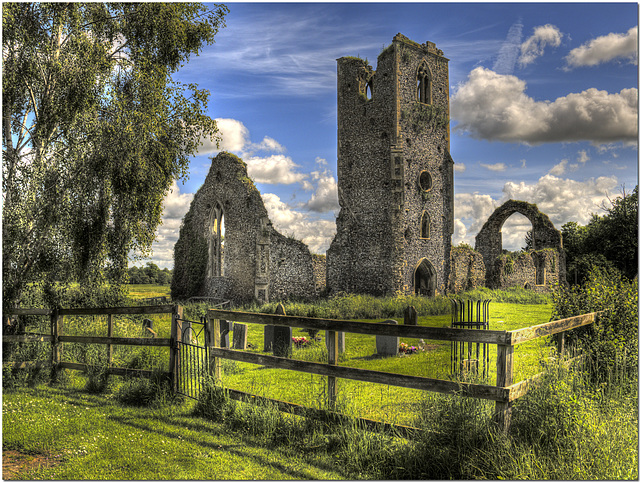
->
[417, 62, 432, 105]
[421, 211, 431, 239]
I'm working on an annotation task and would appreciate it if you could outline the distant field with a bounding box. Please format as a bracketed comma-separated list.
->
[126, 284, 171, 300]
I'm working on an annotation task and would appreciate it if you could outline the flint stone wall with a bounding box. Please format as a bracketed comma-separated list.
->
[172, 152, 320, 304]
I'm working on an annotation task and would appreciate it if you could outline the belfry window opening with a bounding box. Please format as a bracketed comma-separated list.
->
[208, 203, 225, 277]
[417, 63, 432, 105]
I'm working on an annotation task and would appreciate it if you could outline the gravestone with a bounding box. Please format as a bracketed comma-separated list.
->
[182, 320, 193, 344]
[325, 331, 345, 354]
[232, 323, 248, 350]
[142, 318, 154, 330]
[220, 319, 233, 348]
[403, 306, 417, 325]
[264, 325, 274, 351]
[272, 303, 292, 358]
[376, 319, 399, 356]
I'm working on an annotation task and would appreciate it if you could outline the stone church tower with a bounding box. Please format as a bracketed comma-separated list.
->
[326, 33, 454, 297]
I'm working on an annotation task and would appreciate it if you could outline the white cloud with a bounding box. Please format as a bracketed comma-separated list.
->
[262, 193, 336, 253]
[304, 170, 340, 213]
[251, 136, 285, 153]
[518, 24, 563, 66]
[451, 67, 638, 145]
[453, 162, 466, 173]
[549, 159, 569, 176]
[520, 159, 526, 168]
[565, 26, 638, 68]
[245, 155, 308, 185]
[493, 20, 524, 74]
[134, 181, 194, 269]
[577, 150, 590, 164]
[199, 118, 250, 154]
[480, 162, 507, 172]
[454, 174, 619, 249]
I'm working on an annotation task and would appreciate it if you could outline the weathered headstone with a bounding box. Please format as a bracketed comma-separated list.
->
[220, 319, 233, 348]
[182, 320, 193, 345]
[273, 303, 292, 358]
[403, 306, 417, 326]
[376, 319, 399, 357]
[232, 323, 248, 350]
[142, 318, 154, 330]
[264, 325, 274, 351]
[325, 330, 345, 354]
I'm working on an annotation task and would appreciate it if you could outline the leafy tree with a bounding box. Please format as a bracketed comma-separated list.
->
[561, 186, 638, 284]
[2, 3, 228, 308]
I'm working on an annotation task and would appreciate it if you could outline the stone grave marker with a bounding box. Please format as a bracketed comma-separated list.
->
[220, 319, 233, 348]
[272, 303, 292, 358]
[376, 319, 399, 356]
[232, 323, 248, 350]
[404, 306, 417, 325]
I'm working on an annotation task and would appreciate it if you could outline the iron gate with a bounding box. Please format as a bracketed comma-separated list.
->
[450, 299, 491, 378]
[176, 316, 211, 399]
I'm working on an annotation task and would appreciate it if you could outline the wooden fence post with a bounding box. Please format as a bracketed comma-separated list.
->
[494, 343, 514, 432]
[557, 332, 565, 358]
[170, 305, 183, 393]
[51, 310, 63, 381]
[327, 330, 338, 410]
[212, 317, 222, 381]
[107, 314, 113, 366]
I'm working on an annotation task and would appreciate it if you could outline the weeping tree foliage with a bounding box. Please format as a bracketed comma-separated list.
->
[2, 3, 228, 308]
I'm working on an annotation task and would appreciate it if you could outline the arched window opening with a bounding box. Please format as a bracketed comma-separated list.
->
[417, 63, 432, 105]
[500, 213, 532, 253]
[419, 170, 432, 192]
[365, 80, 373, 100]
[414, 258, 436, 297]
[420, 211, 431, 239]
[208, 202, 225, 278]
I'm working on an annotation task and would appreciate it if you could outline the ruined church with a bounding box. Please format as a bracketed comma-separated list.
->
[171, 34, 565, 303]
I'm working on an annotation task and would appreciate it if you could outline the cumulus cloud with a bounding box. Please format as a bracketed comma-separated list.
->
[549, 159, 569, 176]
[577, 150, 590, 164]
[565, 26, 638, 68]
[136, 181, 194, 269]
[480, 162, 507, 172]
[451, 66, 638, 145]
[304, 170, 340, 213]
[518, 24, 563, 66]
[453, 174, 619, 249]
[262, 193, 336, 253]
[197, 118, 250, 154]
[245, 155, 308, 185]
[453, 162, 466, 173]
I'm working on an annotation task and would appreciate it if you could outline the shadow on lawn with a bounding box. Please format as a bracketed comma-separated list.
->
[108, 412, 346, 479]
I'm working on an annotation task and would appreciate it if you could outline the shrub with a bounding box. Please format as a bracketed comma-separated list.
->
[116, 372, 177, 407]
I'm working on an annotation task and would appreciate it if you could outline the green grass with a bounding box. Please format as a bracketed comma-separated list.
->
[126, 284, 171, 301]
[2, 382, 343, 480]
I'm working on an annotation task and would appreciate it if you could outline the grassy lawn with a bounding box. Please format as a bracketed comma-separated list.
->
[2, 382, 344, 480]
[209, 302, 554, 425]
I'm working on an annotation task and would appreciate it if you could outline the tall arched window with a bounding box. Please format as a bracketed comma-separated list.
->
[421, 211, 431, 239]
[208, 202, 224, 277]
[417, 62, 432, 105]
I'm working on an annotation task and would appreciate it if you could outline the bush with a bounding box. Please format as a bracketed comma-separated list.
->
[552, 267, 638, 386]
[116, 372, 178, 407]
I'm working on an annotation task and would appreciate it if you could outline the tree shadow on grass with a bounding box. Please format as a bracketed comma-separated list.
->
[108, 411, 347, 479]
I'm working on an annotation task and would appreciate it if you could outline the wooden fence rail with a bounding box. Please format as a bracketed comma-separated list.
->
[4, 304, 604, 433]
[206, 308, 604, 432]
[3, 305, 179, 383]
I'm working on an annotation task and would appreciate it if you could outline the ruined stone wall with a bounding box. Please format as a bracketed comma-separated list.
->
[268, 231, 319, 301]
[490, 249, 563, 292]
[327, 34, 453, 297]
[312, 254, 327, 294]
[448, 245, 485, 293]
[172, 152, 319, 304]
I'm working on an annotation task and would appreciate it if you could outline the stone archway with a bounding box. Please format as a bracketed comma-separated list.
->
[475, 200, 563, 283]
[414, 258, 437, 297]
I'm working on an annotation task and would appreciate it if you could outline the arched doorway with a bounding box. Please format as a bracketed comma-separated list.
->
[208, 202, 224, 278]
[414, 258, 437, 297]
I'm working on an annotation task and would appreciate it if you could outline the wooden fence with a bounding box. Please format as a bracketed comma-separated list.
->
[3, 305, 181, 382]
[206, 308, 604, 432]
[4, 304, 603, 433]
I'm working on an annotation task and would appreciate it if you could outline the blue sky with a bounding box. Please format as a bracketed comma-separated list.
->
[147, 2, 638, 269]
